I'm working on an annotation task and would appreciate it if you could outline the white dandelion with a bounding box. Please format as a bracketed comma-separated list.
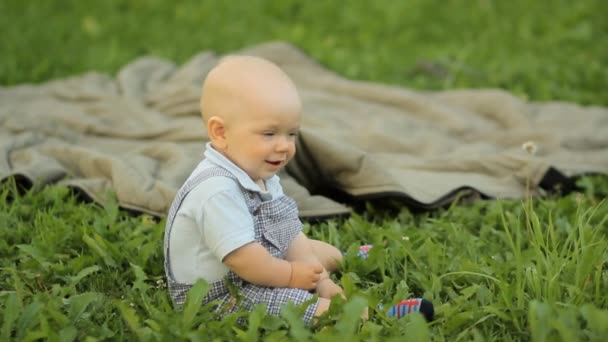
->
[522, 141, 537, 155]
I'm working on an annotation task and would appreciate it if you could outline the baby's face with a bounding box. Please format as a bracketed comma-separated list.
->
[202, 55, 303, 188]
[223, 101, 301, 188]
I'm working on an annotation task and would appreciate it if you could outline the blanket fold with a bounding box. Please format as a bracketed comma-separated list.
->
[1, 41, 607, 218]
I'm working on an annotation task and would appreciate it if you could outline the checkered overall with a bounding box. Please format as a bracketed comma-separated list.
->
[163, 166, 318, 324]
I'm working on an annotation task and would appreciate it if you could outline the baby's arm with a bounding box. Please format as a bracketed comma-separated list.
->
[286, 233, 345, 299]
[286, 232, 330, 280]
[223, 242, 323, 289]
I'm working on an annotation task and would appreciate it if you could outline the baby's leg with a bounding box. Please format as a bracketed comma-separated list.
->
[309, 239, 343, 272]
[314, 298, 331, 317]
[230, 284, 320, 324]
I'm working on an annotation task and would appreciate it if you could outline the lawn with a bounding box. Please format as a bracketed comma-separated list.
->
[1, 0, 607, 340]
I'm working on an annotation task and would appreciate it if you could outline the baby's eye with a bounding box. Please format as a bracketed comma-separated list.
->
[262, 132, 275, 137]
[289, 132, 299, 138]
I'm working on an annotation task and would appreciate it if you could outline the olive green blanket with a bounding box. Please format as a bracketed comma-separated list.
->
[2, 42, 607, 218]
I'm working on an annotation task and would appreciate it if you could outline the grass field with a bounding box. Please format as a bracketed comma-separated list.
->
[1, 0, 608, 340]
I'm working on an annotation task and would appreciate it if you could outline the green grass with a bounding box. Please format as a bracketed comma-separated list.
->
[1, 0, 608, 340]
[2, 0, 607, 105]
[1, 179, 607, 340]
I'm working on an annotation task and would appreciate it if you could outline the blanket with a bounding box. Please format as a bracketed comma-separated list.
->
[2, 41, 607, 219]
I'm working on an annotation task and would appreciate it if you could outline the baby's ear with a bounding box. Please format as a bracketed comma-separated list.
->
[207, 116, 227, 149]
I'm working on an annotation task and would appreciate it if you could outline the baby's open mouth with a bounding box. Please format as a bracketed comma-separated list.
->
[266, 160, 282, 166]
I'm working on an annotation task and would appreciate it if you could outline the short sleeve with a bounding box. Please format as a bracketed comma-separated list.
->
[202, 187, 256, 261]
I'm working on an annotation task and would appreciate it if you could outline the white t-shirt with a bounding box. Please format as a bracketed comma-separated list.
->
[169, 143, 285, 284]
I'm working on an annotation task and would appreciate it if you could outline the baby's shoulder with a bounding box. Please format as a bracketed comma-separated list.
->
[178, 174, 247, 218]
[189, 174, 244, 202]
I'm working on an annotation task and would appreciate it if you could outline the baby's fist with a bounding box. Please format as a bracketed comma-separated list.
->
[288, 261, 323, 290]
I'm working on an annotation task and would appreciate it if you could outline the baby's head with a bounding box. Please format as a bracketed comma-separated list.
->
[200, 55, 302, 188]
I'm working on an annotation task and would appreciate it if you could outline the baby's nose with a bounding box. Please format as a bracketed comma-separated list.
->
[275, 136, 290, 151]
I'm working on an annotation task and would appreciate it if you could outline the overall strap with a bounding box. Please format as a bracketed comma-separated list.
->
[163, 166, 237, 280]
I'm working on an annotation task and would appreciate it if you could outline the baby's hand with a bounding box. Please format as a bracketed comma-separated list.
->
[288, 261, 323, 290]
[316, 278, 345, 299]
